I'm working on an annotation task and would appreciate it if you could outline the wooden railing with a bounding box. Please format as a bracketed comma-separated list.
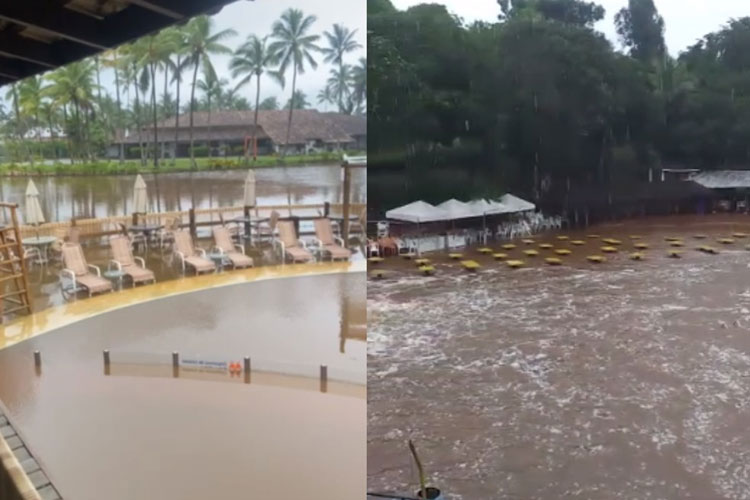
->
[17, 203, 367, 241]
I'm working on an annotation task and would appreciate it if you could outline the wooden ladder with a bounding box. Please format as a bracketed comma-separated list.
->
[0, 203, 32, 323]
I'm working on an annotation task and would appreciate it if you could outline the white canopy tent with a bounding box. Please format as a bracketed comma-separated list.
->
[385, 200, 449, 223]
[499, 193, 535, 213]
[436, 199, 476, 220]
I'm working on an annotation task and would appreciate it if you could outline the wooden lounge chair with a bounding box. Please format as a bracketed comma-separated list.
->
[109, 235, 156, 286]
[212, 226, 254, 269]
[275, 220, 314, 263]
[313, 218, 351, 261]
[172, 230, 216, 275]
[60, 242, 112, 297]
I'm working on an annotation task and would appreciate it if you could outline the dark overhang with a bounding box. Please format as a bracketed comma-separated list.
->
[0, 0, 246, 86]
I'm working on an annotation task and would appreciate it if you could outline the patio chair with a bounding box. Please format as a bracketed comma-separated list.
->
[109, 235, 156, 286]
[212, 226, 254, 269]
[60, 242, 112, 297]
[118, 222, 146, 251]
[158, 216, 180, 250]
[275, 220, 314, 263]
[313, 218, 351, 261]
[256, 210, 280, 243]
[172, 229, 216, 275]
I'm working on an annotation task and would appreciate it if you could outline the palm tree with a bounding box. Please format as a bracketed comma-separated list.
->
[230, 34, 284, 161]
[326, 64, 354, 114]
[101, 48, 126, 164]
[3, 83, 30, 163]
[179, 15, 236, 167]
[196, 71, 227, 159]
[284, 90, 309, 110]
[18, 76, 44, 161]
[270, 8, 321, 157]
[351, 57, 366, 114]
[258, 96, 279, 110]
[321, 24, 361, 113]
[317, 85, 335, 110]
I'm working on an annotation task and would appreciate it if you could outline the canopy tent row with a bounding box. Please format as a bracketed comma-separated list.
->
[386, 195, 535, 223]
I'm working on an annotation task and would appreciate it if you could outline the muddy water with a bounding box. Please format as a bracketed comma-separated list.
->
[368, 215, 750, 499]
[0, 165, 367, 223]
[0, 272, 365, 500]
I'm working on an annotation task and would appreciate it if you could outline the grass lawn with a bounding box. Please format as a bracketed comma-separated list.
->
[0, 151, 364, 176]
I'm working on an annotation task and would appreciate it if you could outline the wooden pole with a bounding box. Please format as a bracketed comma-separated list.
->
[188, 208, 196, 240]
[342, 164, 351, 246]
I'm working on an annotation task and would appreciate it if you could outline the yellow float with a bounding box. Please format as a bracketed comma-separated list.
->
[522, 239, 535, 245]
[718, 238, 736, 244]
[492, 253, 508, 260]
[368, 257, 385, 264]
[693, 234, 708, 239]
[699, 246, 718, 254]
[370, 270, 387, 279]
[414, 258, 431, 266]
[448, 253, 463, 260]
[733, 232, 748, 238]
[461, 260, 481, 271]
[539, 243, 554, 249]
[602, 238, 622, 245]
[634, 242, 649, 249]
[587, 234, 600, 238]
[587, 255, 606, 263]
[555, 249, 572, 256]
[523, 249, 540, 257]
[601, 246, 618, 253]
[571, 240, 586, 246]
[630, 252, 645, 261]
[506, 260, 525, 269]
[545, 257, 563, 266]
[669, 241, 684, 247]
[557, 235, 569, 241]
[668, 250, 683, 258]
[478, 247, 493, 254]
[502, 244, 517, 250]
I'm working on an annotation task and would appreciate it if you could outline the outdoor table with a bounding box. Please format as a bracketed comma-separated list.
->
[103, 269, 126, 291]
[21, 235, 58, 265]
[206, 252, 230, 272]
[128, 224, 163, 251]
[230, 216, 269, 245]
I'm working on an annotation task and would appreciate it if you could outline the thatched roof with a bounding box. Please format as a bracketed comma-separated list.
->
[115, 110, 364, 146]
[691, 170, 750, 189]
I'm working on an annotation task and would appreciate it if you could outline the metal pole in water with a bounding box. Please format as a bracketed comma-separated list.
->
[320, 364, 328, 393]
[33, 350, 41, 367]
[244, 356, 251, 384]
[103, 350, 110, 366]
[172, 351, 179, 368]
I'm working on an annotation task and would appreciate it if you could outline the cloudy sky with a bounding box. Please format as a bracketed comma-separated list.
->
[94, 0, 366, 111]
[390, 0, 750, 56]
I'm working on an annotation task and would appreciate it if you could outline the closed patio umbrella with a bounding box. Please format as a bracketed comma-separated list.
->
[133, 174, 149, 216]
[25, 179, 45, 228]
[243, 170, 256, 207]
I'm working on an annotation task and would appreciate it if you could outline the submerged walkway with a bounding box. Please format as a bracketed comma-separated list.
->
[1, 260, 365, 350]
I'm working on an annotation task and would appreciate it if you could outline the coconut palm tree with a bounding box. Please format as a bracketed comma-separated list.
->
[179, 15, 236, 167]
[270, 8, 321, 157]
[317, 85, 335, 111]
[230, 34, 284, 161]
[258, 96, 279, 110]
[196, 71, 227, 159]
[321, 24, 362, 113]
[101, 48, 126, 163]
[18, 76, 44, 160]
[326, 64, 355, 114]
[284, 90, 310, 110]
[351, 57, 366, 114]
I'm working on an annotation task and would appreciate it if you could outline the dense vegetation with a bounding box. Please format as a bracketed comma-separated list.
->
[0, 9, 366, 169]
[369, 0, 750, 210]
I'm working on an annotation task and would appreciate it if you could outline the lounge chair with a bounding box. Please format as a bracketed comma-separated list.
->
[256, 210, 280, 243]
[212, 226, 254, 269]
[109, 235, 156, 286]
[275, 220, 314, 263]
[172, 229, 216, 275]
[313, 218, 351, 261]
[60, 242, 112, 297]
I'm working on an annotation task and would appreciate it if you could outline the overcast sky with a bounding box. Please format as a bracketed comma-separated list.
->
[390, 0, 750, 56]
[95, 0, 366, 112]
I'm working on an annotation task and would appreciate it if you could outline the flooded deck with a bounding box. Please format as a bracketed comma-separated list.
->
[368, 215, 750, 499]
[0, 268, 365, 500]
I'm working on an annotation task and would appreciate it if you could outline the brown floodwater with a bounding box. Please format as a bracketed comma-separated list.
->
[0, 165, 367, 223]
[0, 272, 365, 500]
[368, 214, 750, 499]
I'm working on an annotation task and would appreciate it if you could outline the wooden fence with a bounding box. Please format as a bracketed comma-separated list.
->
[17, 203, 367, 242]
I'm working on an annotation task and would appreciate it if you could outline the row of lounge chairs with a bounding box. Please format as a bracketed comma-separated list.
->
[60, 218, 351, 298]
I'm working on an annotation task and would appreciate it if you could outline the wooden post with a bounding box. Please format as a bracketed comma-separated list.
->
[342, 164, 351, 246]
[324, 202, 330, 217]
[243, 206, 251, 239]
[132, 213, 138, 226]
[188, 208, 196, 240]
[291, 216, 300, 238]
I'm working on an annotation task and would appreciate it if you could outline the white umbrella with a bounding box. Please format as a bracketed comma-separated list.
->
[243, 170, 256, 207]
[24, 179, 45, 226]
[132, 174, 149, 214]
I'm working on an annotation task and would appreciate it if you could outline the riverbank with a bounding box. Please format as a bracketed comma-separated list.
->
[0, 152, 363, 177]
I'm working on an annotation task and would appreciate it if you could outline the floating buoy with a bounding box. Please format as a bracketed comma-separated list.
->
[478, 247, 493, 254]
[602, 238, 622, 245]
[418, 265, 435, 276]
[557, 235, 569, 241]
[587, 255, 606, 263]
[523, 249, 539, 257]
[630, 252, 645, 261]
[634, 242, 649, 250]
[719, 238, 735, 244]
[506, 260, 525, 268]
[554, 249, 572, 256]
[402, 253, 416, 260]
[545, 257, 562, 266]
[698, 246, 718, 254]
[448, 253, 463, 260]
[668, 250, 683, 258]
[733, 232, 748, 238]
[539, 243, 554, 249]
[665, 236, 682, 242]
[370, 270, 387, 279]
[492, 252, 508, 260]
[587, 234, 600, 239]
[414, 258, 431, 266]
[669, 241, 684, 247]
[522, 239, 535, 245]
[502, 244, 516, 250]
[368, 257, 384, 264]
[571, 240, 585, 246]
[693, 234, 708, 239]
[601, 246, 618, 253]
[629, 235, 642, 239]
[460, 260, 481, 271]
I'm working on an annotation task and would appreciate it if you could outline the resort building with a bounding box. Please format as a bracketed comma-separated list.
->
[109, 109, 366, 158]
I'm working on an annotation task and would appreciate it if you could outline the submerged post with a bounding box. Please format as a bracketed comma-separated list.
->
[33, 350, 41, 367]
[172, 351, 179, 368]
[103, 350, 110, 366]
[188, 208, 197, 240]
[244, 356, 251, 384]
[320, 364, 328, 393]
[342, 164, 351, 245]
